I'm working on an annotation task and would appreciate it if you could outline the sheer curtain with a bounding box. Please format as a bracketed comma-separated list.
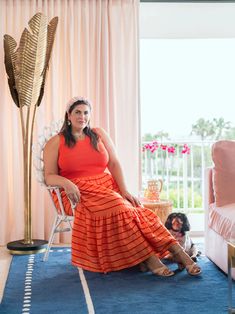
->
[0, 0, 140, 245]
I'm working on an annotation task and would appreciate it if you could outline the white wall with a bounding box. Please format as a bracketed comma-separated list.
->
[140, 2, 235, 38]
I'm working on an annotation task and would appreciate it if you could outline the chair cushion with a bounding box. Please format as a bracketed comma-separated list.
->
[212, 140, 235, 207]
[208, 203, 235, 240]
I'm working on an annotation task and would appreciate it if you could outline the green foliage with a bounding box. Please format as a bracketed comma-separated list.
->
[141, 116, 233, 212]
[142, 131, 169, 142]
[224, 127, 235, 140]
[142, 116, 232, 142]
[161, 187, 202, 209]
[142, 133, 155, 141]
[191, 118, 215, 140]
[190, 117, 232, 141]
[212, 118, 231, 140]
[153, 131, 170, 141]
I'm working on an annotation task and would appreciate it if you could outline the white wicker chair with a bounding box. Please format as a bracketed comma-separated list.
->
[33, 121, 75, 261]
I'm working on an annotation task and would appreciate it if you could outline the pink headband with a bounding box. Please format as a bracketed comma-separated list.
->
[66, 96, 92, 113]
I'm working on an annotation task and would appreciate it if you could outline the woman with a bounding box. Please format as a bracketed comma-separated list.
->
[43, 96, 201, 277]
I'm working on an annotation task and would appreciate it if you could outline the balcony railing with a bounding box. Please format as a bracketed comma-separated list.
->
[141, 140, 214, 213]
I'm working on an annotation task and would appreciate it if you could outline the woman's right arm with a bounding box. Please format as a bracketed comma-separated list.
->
[43, 135, 80, 204]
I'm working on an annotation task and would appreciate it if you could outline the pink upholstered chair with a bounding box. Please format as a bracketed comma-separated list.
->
[204, 140, 235, 279]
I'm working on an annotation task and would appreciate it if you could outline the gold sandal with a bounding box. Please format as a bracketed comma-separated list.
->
[186, 263, 201, 276]
[140, 261, 174, 277]
[152, 265, 175, 277]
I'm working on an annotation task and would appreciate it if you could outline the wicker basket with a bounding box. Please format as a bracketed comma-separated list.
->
[142, 199, 173, 224]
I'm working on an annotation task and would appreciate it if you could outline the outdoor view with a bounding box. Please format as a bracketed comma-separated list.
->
[140, 38, 235, 227]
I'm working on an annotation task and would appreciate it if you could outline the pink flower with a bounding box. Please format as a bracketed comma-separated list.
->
[160, 144, 167, 151]
[142, 141, 190, 155]
[152, 141, 158, 146]
[150, 146, 157, 153]
[167, 146, 175, 154]
[181, 144, 190, 154]
[143, 141, 159, 153]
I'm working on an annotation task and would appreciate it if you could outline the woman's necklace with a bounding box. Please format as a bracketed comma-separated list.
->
[73, 132, 85, 140]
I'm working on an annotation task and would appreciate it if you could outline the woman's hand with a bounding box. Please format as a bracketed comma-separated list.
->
[64, 181, 80, 205]
[121, 190, 141, 207]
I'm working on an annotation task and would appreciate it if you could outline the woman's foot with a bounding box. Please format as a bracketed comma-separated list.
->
[144, 255, 174, 277]
[169, 244, 201, 276]
[151, 265, 175, 277]
[186, 262, 201, 276]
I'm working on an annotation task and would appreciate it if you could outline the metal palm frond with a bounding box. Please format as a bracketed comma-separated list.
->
[15, 12, 48, 108]
[3, 35, 19, 107]
[3, 12, 58, 248]
[37, 16, 58, 106]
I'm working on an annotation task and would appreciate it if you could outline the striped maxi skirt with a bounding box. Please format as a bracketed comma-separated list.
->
[53, 172, 178, 273]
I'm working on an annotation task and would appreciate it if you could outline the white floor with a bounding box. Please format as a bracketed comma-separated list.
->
[0, 247, 12, 303]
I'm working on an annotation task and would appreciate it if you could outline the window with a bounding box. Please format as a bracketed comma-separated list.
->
[140, 3, 235, 234]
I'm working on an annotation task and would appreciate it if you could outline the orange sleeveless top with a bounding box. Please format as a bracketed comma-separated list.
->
[58, 134, 109, 179]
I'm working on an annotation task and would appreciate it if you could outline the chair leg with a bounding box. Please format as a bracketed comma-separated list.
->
[68, 220, 73, 230]
[43, 216, 62, 262]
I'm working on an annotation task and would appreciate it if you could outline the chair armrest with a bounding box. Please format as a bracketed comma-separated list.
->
[204, 167, 214, 207]
[46, 185, 76, 215]
[204, 167, 214, 232]
[207, 167, 214, 205]
[46, 185, 61, 192]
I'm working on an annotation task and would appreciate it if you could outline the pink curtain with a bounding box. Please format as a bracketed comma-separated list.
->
[0, 0, 140, 245]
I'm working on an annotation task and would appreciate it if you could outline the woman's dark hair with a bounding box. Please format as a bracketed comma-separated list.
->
[60, 100, 99, 150]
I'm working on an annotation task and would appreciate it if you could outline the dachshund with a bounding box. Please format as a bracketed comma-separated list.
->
[165, 212, 201, 263]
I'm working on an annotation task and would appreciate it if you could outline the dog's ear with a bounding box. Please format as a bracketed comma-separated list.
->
[181, 213, 190, 234]
[165, 213, 174, 229]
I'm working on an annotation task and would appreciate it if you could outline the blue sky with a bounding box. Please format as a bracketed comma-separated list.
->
[140, 38, 235, 140]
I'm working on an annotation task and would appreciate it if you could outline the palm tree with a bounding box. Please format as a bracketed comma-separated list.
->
[191, 118, 215, 141]
[212, 117, 231, 140]
[224, 127, 235, 140]
[153, 130, 170, 142]
[142, 130, 170, 142]
[142, 133, 155, 142]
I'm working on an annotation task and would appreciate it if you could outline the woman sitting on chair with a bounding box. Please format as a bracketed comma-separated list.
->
[43, 96, 201, 277]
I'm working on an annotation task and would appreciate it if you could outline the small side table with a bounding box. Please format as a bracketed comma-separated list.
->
[141, 199, 173, 224]
[228, 240, 235, 314]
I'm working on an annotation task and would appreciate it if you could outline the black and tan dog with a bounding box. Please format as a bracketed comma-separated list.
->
[165, 212, 201, 263]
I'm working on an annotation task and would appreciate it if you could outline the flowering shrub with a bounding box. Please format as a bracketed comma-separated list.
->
[142, 141, 190, 155]
[181, 144, 190, 154]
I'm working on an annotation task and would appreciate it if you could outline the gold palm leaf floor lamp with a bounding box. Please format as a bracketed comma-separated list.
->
[4, 12, 58, 254]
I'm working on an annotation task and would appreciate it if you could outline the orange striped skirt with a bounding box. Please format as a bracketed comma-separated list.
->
[54, 172, 177, 273]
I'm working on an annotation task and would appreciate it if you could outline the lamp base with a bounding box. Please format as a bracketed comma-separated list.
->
[7, 239, 48, 255]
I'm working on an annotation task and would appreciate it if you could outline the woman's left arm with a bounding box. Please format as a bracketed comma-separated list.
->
[95, 128, 140, 207]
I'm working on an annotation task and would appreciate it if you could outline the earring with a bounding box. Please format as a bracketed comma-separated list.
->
[67, 120, 71, 126]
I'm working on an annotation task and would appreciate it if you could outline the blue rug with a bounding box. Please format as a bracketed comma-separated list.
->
[0, 248, 234, 314]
